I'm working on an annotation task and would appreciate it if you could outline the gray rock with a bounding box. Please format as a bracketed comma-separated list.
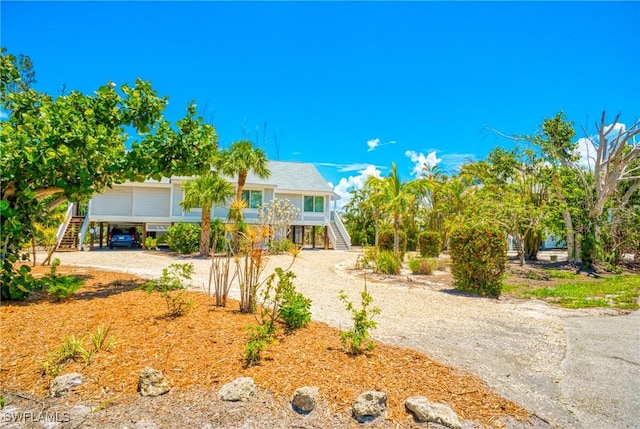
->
[405, 396, 461, 429]
[219, 377, 257, 402]
[352, 391, 387, 423]
[137, 367, 171, 397]
[291, 386, 319, 413]
[49, 372, 83, 397]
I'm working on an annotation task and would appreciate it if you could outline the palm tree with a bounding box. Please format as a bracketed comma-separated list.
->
[180, 172, 234, 257]
[214, 140, 271, 203]
[366, 163, 427, 254]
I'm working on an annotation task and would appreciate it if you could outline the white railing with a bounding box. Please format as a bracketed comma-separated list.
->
[331, 211, 351, 249]
[54, 203, 75, 249]
[327, 223, 338, 250]
[78, 213, 91, 250]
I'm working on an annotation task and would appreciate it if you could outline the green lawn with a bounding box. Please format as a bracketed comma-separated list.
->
[513, 274, 640, 310]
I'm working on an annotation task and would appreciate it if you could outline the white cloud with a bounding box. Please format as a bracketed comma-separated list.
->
[316, 162, 381, 172]
[367, 138, 380, 151]
[366, 138, 396, 152]
[331, 165, 382, 209]
[404, 150, 442, 176]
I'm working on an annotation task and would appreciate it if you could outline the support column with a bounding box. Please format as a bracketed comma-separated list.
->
[142, 223, 147, 249]
[312, 226, 316, 249]
[324, 226, 329, 250]
[90, 222, 95, 250]
[99, 223, 104, 249]
[301, 226, 305, 247]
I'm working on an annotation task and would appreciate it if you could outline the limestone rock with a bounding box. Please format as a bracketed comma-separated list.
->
[49, 372, 83, 397]
[352, 390, 387, 423]
[291, 386, 319, 413]
[219, 377, 257, 402]
[137, 367, 171, 397]
[405, 396, 461, 429]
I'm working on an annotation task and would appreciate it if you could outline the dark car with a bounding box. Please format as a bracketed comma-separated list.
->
[108, 228, 140, 249]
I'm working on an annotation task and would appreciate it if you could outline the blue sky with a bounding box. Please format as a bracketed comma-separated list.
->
[2, 1, 639, 205]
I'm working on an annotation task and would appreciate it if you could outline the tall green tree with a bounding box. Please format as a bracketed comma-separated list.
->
[0, 50, 217, 298]
[533, 111, 640, 266]
[214, 140, 270, 203]
[365, 163, 427, 253]
[180, 172, 234, 257]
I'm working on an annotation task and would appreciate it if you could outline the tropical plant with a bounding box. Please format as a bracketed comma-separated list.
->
[365, 163, 427, 254]
[214, 139, 270, 203]
[180, 172, 234, 256]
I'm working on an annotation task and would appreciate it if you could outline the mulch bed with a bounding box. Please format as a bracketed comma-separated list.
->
[0, 265, 530, 427]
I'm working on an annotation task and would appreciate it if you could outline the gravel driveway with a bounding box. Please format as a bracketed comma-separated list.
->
[47, 248, 640, 428]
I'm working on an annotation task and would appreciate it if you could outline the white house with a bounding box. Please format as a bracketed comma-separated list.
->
[58, 161, 351, 251]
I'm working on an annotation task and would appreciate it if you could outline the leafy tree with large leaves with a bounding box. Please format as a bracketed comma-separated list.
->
[0, 49, 217, 298]
[180, 172, 235, 257]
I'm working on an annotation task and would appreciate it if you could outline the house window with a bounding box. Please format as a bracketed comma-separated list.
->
[304, 196, 324, 213]
[242, 190, 263, 209]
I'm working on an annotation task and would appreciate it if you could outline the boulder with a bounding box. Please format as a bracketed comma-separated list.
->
[49, 373, 83, 397]
[405, 396, 461, 429]
[219, 377, 257, 402]
[352, 390, 387, 423]
[137, 367, 171, 397]
[291, 386, 319, 413]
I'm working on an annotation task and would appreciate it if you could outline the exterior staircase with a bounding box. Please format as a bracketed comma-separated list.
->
[57, 216, 84, 251]
[329, 211, 351, 251]
[329, 221, 350, 250]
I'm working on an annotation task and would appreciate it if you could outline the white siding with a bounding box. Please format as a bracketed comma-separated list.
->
[132, 188, 170, 217]
[91, 187, 133, 216]
[172, 184, 183, 217]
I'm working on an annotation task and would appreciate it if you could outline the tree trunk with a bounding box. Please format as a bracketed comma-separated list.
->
[236, 171, 247, 202]
[200, 208, 211, 257]
[393, 212, 400, 254]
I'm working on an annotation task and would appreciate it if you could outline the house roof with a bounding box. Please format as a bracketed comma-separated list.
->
[243, 161, 334, 194]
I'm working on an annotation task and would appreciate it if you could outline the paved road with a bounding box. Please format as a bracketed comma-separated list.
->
[559, 311, 640, 429]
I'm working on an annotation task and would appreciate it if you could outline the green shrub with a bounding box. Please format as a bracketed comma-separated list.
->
[279, 290, 312, 330]
[166, 222, 200, 254]
[408, 257, 438, 275]
[378, 229, 407, 254]
[40, 258, 84, 300]
[144, 236, 158, 249]
[244, 324, 276, 366]
[418, 231, 442, 258]
[376, 251, 401, 275]
[268, 238, 295, 255]
[361, 246, 379, 268]
[143, 263, 194, 317]
[339, 285, 380, 355]
[449, 225, 507, 298]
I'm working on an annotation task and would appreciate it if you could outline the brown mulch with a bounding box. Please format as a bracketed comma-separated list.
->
[0, 265, 530, 427]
